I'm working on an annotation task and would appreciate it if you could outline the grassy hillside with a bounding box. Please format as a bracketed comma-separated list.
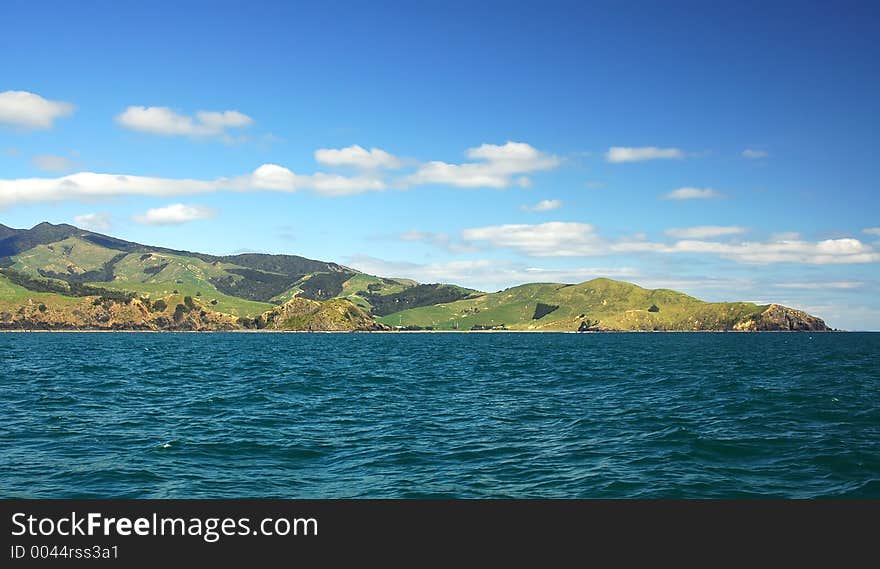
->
[0, 223, 427, 320]
[267, 273, 412, 306]
[0, 223, 831, 331]
[363, 283, 483, 316]
[0, 273, 80, 308]
[8, 236, 121, 277]
[378, 278, 770, 331]
[97, 252, 272, 317]
[326, 274, 418, 309]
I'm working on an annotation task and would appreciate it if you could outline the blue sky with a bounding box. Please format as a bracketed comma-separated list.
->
[1, 0, 878, 329]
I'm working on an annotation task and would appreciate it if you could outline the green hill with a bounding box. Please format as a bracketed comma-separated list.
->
[0, 222, 831, 332]
[377, 278, 828, 331]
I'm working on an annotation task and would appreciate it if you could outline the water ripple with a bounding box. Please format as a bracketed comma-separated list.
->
[1, 332, 878, 498]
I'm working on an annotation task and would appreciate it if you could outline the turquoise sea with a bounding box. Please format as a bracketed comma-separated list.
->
[1, 332, 877, 498]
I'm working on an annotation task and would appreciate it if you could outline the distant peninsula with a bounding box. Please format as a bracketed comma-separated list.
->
[0, 222, 831, 332]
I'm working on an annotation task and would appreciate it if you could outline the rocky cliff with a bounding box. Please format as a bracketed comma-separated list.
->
[736, 304, 831, 331]
[255, 297, 389, 331]
[0, 294, 390, 332]
[575, 303, 831, 332]
[0, 295, 240, 331]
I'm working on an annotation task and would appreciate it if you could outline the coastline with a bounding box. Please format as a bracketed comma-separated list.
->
[0, 328, 851, 333]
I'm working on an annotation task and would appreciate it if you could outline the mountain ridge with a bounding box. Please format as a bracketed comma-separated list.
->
[0, 222, 833, 332]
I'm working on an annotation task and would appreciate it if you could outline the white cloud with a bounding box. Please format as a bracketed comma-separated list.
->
[400, 230, 450, 245]
[519, 266, 640, 282]
[315, 145, 402, 170]
[345, 254, 638, 291]
[0, 90, 75, 130]
[243, 163, 386, 196]
[0, 172, 220, 207]
[772, 282, 863, 290]
[347, 256, 493, 287]
[405, 141, 560, 188]
[605, 146, 683, 163]
[0, 141, 558, 206]
[771, 232, 802, 241]
[195, 110, 253, 130]
[73, 213, 112, 231]
[742, 148, 768, 159]
[665, 237, 879, 264]
[662, 187, 722, 200]
[585, 180, 605, 189]
[636, 276, 757, 292]
[463, 222, 606, 257]
[0, 164, 387, 207]
[466, 141, 556, 165]
[346, 254, 775, 298]
[516, 176, 533, 188]
[863, 227, 880, 236]
[32, 154, 77, 173]
[398, 230, 476, 253]
[0, 139, 713, 206]
[665, 225, 747, 239]
[116, 106, 253, 138]
[461, 221, 880, 264]
[521, 199, 562, 212]
[133, 203, 215, 225]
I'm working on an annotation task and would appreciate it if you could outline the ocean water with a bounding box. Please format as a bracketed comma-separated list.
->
[1, 332, 877, 498]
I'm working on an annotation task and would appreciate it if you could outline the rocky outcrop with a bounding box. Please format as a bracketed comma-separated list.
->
[576, 303, 830, 332]
[0, 295, 240, 331]
[743, 304, 830, 331]
[577, 319, 603, 332]
[0, 292, 388, 332]
[257, 297, 389, 331]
